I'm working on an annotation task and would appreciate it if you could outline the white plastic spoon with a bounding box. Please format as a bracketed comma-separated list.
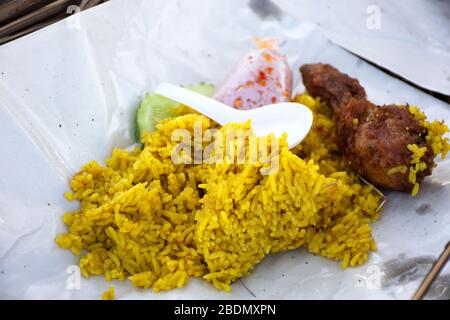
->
[155, 83, 313, 149]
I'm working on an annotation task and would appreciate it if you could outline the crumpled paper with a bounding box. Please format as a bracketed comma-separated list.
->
[0, 0, 449, 299]
[272, 0, 450, 96]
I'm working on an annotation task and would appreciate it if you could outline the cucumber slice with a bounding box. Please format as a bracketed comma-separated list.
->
[135, 83, 215, 143]
[135, 93, 178, 143]
[186, 82, 215, 98]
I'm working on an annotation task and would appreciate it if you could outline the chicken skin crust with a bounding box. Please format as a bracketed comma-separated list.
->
[300, 63, 434, 192]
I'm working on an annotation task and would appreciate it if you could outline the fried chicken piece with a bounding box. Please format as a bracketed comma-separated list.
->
[300, 63, 434, 192]
[301, 63, 366, 117]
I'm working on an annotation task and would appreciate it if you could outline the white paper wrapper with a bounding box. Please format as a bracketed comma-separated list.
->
[0, 0, 449, 300]
[273, 0, 450, 96]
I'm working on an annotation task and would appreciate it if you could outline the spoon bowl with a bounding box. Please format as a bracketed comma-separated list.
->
[155, 83, 313, 149]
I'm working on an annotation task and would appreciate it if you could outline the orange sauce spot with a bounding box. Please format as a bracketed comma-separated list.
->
[258, 70, 267, 81]
[258, 80, 267, 87]
[266, 67, 274, 75]
[255, 37, 278, 50]
[262, 52, 274, 63]
[233, 97, 243, 109]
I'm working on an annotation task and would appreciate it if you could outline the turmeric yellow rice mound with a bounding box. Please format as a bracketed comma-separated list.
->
[56, 93, 383, 292]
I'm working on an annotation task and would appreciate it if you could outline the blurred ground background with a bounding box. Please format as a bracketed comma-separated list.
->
[0, 0, 448, 103]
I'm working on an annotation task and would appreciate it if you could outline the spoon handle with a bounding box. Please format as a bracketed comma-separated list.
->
[154, 83, 237, 125]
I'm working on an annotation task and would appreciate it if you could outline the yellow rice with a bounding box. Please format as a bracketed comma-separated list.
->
[409, 106, 450, 195]
[101, 286, 115, 300]
[383, 106, 450, 196]
[56, 92, 386, 292]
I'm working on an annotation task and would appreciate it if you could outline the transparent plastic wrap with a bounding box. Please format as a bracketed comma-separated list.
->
[0, 0, 449, 299]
